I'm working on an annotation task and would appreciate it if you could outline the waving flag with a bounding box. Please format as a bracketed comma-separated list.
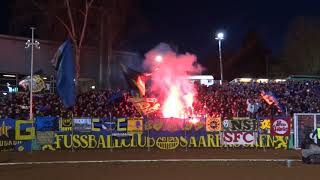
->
[128, 97, 160, 115]
[19, 75, 46, 92]
[260, 90, 283, 112]
[51, 39, 75, 108]
[120, 64, 149, 96]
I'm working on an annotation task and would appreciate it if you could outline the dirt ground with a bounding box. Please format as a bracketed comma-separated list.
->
[0, 149, 319, 180]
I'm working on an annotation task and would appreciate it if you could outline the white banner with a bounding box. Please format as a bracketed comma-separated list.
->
[222, 132, 257, 145]
[73, 118, 92, 132]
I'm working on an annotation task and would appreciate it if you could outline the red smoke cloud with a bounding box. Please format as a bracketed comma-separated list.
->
[144, 44, 203, 118]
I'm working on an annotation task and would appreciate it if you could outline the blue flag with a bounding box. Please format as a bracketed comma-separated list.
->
[52, 39, 75, 108]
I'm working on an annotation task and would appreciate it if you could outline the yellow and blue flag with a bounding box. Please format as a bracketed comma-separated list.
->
[120, 64, 148, 97]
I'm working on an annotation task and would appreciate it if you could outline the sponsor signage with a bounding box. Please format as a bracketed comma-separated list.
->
[270, 117, 290, 136]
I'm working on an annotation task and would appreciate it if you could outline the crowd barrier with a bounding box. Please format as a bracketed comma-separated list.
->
[0, 116, 294, 152]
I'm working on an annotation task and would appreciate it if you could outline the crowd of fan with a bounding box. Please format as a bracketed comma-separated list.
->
[0, 90, 141, 119]
[194, 80, 320, 118]
[1, 80, 320, 119]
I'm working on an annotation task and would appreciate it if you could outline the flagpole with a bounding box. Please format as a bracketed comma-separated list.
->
[25, 27, 40, 121]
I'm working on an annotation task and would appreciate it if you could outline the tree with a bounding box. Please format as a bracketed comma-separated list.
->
[9, 0, 96, 79]
[9, 0, 143, 88]
[32, 0, 95, 79]
[281, 16, 320, 75]
[221, 31, 270, 80]
[97, 0, 140, 88]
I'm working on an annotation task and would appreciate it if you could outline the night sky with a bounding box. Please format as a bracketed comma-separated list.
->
[1, 0, 320, 61]
[0, 0, 10, 34]
[129, 0, 320, 60]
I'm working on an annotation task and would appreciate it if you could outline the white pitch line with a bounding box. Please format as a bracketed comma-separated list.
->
[0, 159, 301, 166]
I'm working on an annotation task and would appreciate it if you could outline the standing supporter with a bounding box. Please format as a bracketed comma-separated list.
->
[246, 99, 255, 118]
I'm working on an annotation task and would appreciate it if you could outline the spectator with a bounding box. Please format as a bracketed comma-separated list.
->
[1, 80, 320, 119]
[246, 99, 255, 118]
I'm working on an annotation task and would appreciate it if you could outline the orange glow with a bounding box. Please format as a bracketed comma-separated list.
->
[136, 76, 146, 96]
[143, 46, 203, 120]
[183, 92, 193, 108]
[188, 117, 200, 124]
[162, 86, 196, 118]
[162, 86, 184, 118]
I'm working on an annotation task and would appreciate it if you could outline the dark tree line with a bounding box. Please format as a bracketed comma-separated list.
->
[202, 16, 320, 80]
[278, 16, 320, 76]
[6, 2, 320, 81]
[201, 31, 271, 81]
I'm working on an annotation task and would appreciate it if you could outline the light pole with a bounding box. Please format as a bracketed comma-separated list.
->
[99, 8, 105, 89]
[25, 27, 40, 121]
[215, 32, 224, 85]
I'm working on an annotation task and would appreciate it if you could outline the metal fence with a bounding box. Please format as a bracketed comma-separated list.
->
[293, 113, 320, 149]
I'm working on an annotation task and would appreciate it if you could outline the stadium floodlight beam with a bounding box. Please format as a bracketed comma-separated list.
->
[216, 32, 224, 40]
[25, 27, 40, 121]
[215, 32, 224, 85]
